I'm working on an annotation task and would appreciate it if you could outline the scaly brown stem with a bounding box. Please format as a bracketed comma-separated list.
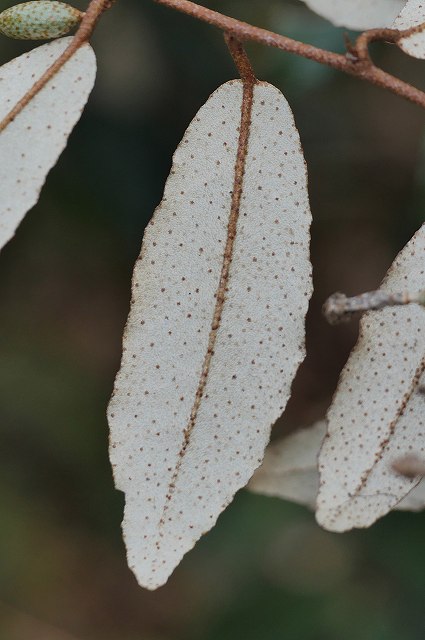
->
[323, 289, 425, 325]
[354, 28, 402, 62]
[153, 0, 425, 109]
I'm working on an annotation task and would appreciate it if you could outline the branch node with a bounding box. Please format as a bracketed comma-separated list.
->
[352, 27, 402, 64]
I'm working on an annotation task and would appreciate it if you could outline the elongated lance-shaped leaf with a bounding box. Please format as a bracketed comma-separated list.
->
[249, 420, 425, 513]
[392, 0, 425, 59]
[0, 37, 96, 252]
[301, 0, 405, 30]
[317, 224, 425, 532]
[109, 80, 313, 590]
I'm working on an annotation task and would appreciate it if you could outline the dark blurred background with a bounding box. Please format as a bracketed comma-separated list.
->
[0, 1, 424, 638]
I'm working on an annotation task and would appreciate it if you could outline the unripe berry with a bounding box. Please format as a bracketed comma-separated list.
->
[0, 1, 82, 40]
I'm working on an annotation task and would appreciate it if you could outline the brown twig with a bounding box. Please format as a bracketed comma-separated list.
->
[153, 0, 425, 109]
[2, 0, 425, 127]
[353, 19, 425, 61]
[0, 0, 114, 134]
[323, 289, 425, 325]
[354, 28, 402, 62]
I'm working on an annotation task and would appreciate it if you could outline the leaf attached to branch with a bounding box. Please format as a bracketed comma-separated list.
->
[0, 37, 96, 252]
[301, 0, 405, 30]
[109, 80, 313, 590]
[316, 223, 425, 532]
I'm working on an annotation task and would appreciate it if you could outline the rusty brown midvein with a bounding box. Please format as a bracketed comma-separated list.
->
[158, 78, 256, 529]
[347, 354, 425, 506]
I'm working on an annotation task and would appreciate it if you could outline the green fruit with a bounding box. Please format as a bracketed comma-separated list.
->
[0, 1, 82, 40]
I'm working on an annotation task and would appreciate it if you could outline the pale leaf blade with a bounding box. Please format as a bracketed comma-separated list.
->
[0, 37, 96, 251]
[316, 224, 425, 532]
[248, 419, 424, 513]
[392, 0, 425, 59]
[396, 479, 425, 511]
[301, 0, 405, 30]
[108, 80, 313, 590]
[248, 421, 326, 509]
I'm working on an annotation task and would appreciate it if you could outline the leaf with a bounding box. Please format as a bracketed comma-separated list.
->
[301, 0, 405, 30]
[392, 0, 425, 59]
[248, 421, 326, 509]
[316, 223, 425, 532]
[396, 479, 425, 511]
[108, 79, 313, 590]
[0, 37, 96, 252]
[249, 420, 425, 513]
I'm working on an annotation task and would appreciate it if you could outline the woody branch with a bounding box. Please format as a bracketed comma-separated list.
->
[153, 0, 425, 109]
[2, 0, 425, 132]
